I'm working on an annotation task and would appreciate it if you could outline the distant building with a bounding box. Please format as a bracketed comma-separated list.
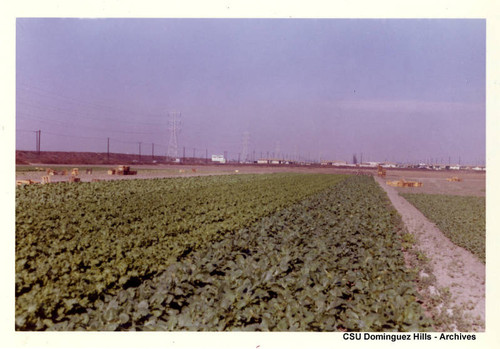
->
[320, 160, 347, 166]
[380, 162, 397, 168]
[211, 155, 226, 164]
[257, 158, 291, 165]
[430, 164, 445, 170]
[360, 162, 379, 168]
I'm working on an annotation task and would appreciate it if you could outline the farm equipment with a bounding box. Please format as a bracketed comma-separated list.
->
[16, 179, 38, 186]
[46, 168, 67, 176]
[16, 177, 51, 186]
[386, 179, 423, 188]
[108, 165, 137, 175]
[446, 177, 462, 182]
[377, 165, 387, 178]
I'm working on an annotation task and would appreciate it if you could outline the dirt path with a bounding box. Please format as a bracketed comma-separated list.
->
[374, 176, 485, 331]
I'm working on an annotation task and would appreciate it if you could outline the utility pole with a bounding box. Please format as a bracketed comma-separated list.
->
[107, 137, 110, 161]
[205, 148, 208, 164]
[238, 153, 241, 164]
[35, 130, 40, 154]
[152, 143, 155, 160]
[182, 146, 186, 163]
[139, 142, 142, 162]
[36, 130, 41, 155]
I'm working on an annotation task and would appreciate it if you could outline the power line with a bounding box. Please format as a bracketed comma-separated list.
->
[17, 83, 165, 120]
[17, 98, 167, 127]
[17, 111, 166, 136]
[42, 130, 108, 141]
[18, 128, 170, 153]
[15, 129, 35, 133]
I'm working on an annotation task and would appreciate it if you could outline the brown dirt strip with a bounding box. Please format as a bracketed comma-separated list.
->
[374, 176, 485, 331]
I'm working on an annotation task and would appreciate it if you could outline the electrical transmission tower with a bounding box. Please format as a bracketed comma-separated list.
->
[274, 141, 281, 159]
[241, 131, 250, 163]
[166, 111, 181, 159]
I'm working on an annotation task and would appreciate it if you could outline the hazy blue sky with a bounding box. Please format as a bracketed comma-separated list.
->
[16, 18, 485, 164]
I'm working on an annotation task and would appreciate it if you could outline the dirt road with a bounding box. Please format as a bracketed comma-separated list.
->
[374, 176, 485, 331]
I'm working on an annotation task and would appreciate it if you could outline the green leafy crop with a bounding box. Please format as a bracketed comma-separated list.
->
[73, 175, 431, 331]
[16, 173, 345, 330]
[16, 174, 431, 331]
[401, 193, 485, 263]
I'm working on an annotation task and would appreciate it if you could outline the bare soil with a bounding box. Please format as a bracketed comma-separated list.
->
[15, 163, 374, 183]
[383, 170, 485, 197]
[375, 176, 485, 331]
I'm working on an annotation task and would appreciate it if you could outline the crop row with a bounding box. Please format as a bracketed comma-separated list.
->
[401, 193, 485, 263]
[16, 173, 346, 330]
[23, 175, 432, 331]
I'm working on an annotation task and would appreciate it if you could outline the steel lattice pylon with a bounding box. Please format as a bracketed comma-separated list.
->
[241, 131, 250, 163]
[166, 111, 181, 159]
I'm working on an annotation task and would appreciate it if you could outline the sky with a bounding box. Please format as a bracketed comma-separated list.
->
[15, 18, 486, 165]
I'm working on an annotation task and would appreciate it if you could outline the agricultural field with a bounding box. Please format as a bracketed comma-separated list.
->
[16, 173, 432, 331]
[15, 164, 307, 183]
[384, 170, 485, 197]
[401, 194, 485, 263]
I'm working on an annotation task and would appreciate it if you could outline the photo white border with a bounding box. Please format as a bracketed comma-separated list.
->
[1, 1, 498, 348]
